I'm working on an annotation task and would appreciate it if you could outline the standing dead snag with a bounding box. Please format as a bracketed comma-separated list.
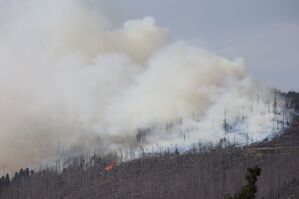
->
[225, 166, 261, 199]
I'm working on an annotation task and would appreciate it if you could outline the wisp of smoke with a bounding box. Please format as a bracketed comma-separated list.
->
[0, 0, 288, 171]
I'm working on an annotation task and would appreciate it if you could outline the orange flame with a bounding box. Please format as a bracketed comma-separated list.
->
[104, 161, 116, 172]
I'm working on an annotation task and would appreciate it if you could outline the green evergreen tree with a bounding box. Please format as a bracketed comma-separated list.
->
[225, 166, 261, 199]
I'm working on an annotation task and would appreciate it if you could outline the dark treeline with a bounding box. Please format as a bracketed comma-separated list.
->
[0, 174, 10, 193]
[0, 168, 34, 195]
[285, 91, 299, 111]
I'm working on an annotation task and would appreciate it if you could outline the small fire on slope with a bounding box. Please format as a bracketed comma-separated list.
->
[104, 161, 116, 172]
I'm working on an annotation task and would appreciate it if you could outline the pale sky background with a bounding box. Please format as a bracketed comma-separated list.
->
[101, 0, 299, 91]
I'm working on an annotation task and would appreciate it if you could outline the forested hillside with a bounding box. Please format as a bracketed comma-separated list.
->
[1, 92, 298, 199]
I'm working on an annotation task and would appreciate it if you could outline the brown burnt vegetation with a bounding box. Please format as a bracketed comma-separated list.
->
[1, 92, 299, 199]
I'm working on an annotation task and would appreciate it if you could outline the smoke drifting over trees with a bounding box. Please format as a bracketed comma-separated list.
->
[0, 0, 289, 171]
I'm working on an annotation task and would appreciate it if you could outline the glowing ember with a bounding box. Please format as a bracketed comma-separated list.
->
[104, 161, 116, 172]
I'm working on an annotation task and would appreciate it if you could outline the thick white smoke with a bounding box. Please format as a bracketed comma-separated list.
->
[0, 0, 287, 171]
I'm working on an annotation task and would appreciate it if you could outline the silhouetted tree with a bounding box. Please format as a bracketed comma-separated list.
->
[13, 171, 19, 182]
[19, 168, 24, 176]
[4, 173, 10, 187]
[0, 176, 5, 193]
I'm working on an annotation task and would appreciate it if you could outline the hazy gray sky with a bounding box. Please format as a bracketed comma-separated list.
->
[102, 0, 299, 90]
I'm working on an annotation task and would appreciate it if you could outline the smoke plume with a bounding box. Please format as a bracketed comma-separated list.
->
[0, 0, 287, 171]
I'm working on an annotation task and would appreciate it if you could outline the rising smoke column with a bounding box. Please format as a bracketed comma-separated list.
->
[0, 0, 286, 171]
